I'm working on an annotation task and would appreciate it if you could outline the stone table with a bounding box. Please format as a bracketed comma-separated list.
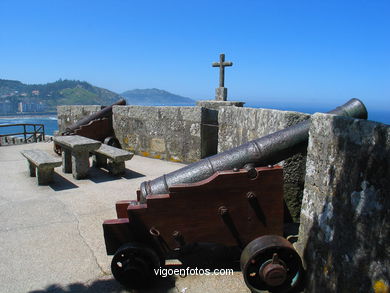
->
[54, 135, 101, 179]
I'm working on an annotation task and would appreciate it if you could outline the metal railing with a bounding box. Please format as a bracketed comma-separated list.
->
[0, 123, 45, 143]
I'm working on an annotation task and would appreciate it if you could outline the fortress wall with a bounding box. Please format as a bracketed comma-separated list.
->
[296, 113, 390, 292]
[57, 105, 102, 133]
[112, 105, 218, 163]
[217, 106, 310, 222]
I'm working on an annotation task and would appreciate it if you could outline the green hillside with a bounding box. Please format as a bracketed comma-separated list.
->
[0, 79, 196, 114]
[0, 79, 122, 113]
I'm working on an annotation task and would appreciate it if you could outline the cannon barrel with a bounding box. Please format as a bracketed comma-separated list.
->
[64, 99, 126, 134]
[140, 98, 368, 200]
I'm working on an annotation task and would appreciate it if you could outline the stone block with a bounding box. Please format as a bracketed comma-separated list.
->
[113, 106, 218, 163]
[215, 87, 228, 101]
[296, 113, 390, 292]
[217, 106, 310, 222]
[150, 138, 166, 153]
[71, 151, 90, 180]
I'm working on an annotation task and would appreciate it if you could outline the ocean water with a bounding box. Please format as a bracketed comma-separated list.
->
[0, 103, 388, 138]
[245, 102, 390, 125]
[0, 115, 58, 136]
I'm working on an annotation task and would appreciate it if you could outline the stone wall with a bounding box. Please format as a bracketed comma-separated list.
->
[112, 105, 218, 163]
[217, 106, 310, 222]
[57, 105, 102, 133]
[296, 113, 390, 292]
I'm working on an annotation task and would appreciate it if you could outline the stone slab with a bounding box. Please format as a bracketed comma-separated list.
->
[54, 135, 101, 152]
[296, 113, 390, 292]
[93, 144, 134, 162]
[20, 149, 62, 168]
[196, 100, 245, 110]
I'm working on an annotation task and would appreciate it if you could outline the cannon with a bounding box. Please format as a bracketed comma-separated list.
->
[54, 99, 126, 154]
[139, 98, 367, 200]
[103, 99, 367, 292]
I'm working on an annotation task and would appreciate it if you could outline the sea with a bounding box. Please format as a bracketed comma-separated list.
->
[0, 115, 59, 136]
[0, 103, 388, 137]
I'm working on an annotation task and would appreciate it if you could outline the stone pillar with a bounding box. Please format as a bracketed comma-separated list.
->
[37, 168, 54, 185]
[71, 151, 90, 179]
[296, 113, 390, 292]
[107, 161, 125, 176]
[62, 149, 72, 173]
[215, 87, 228, 101]
[92, 154, 107, 168]
[28, 162, 36, 177]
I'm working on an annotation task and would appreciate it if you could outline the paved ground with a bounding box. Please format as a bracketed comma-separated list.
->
[0, 142, 249, 293]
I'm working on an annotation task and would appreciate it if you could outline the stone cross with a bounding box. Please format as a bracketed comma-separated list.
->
[212, 53, 233, 101]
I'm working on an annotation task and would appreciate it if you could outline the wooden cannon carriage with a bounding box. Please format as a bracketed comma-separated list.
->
[102, 99, 368, 293]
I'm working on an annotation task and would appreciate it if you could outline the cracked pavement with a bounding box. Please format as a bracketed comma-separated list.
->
[0, 142, 249, 293]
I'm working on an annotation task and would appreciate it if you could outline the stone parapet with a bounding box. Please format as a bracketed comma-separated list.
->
[218, 106, 310, 222]
[112, 105, 218, 163]
[196, 100, 245, 111]
[296, 113, 390, 292]
[57, 105, 102, 133]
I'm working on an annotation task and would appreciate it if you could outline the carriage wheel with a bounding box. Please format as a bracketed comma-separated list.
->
[111, 242, 160, 289]
[240, 235, 304, 293]
[104, 136, 121, 149]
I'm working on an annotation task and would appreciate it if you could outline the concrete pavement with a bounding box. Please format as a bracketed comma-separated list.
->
[0, 142, 249, 293]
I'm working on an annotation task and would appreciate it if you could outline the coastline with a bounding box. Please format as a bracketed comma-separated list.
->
[0, 113, 57, 119]
[0, 112, 57, 118]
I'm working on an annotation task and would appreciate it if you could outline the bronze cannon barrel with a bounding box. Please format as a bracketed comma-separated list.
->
[64, 99, 126, 134]
[140, 98, 368, 201]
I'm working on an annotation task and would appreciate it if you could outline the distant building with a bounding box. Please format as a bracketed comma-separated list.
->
[0, 100, 17, 114]
[17, 101, 46, 113]
[32, 90, 40, 96]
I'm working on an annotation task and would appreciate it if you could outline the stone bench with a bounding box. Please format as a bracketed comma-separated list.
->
[21, 150, 62, 185]
[92, 144, 134, 175]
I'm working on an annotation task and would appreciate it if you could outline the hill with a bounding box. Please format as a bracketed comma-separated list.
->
[121, 88, 195, 106]
[0, 79, 122, 113]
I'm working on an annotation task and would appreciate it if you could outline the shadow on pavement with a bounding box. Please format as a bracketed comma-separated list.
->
[122, 169, 146, 179]
[88, 168, 145, 184]
[49, 173, 79, 191]
[28, 277, 176, 293]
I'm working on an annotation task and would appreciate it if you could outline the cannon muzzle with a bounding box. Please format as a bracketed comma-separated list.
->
[140, 98, 367, 201]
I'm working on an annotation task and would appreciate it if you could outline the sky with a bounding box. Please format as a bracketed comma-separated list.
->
[1, 0, 389, 112]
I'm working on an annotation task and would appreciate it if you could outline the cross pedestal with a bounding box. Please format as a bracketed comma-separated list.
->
[215, 87, 228, 101]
